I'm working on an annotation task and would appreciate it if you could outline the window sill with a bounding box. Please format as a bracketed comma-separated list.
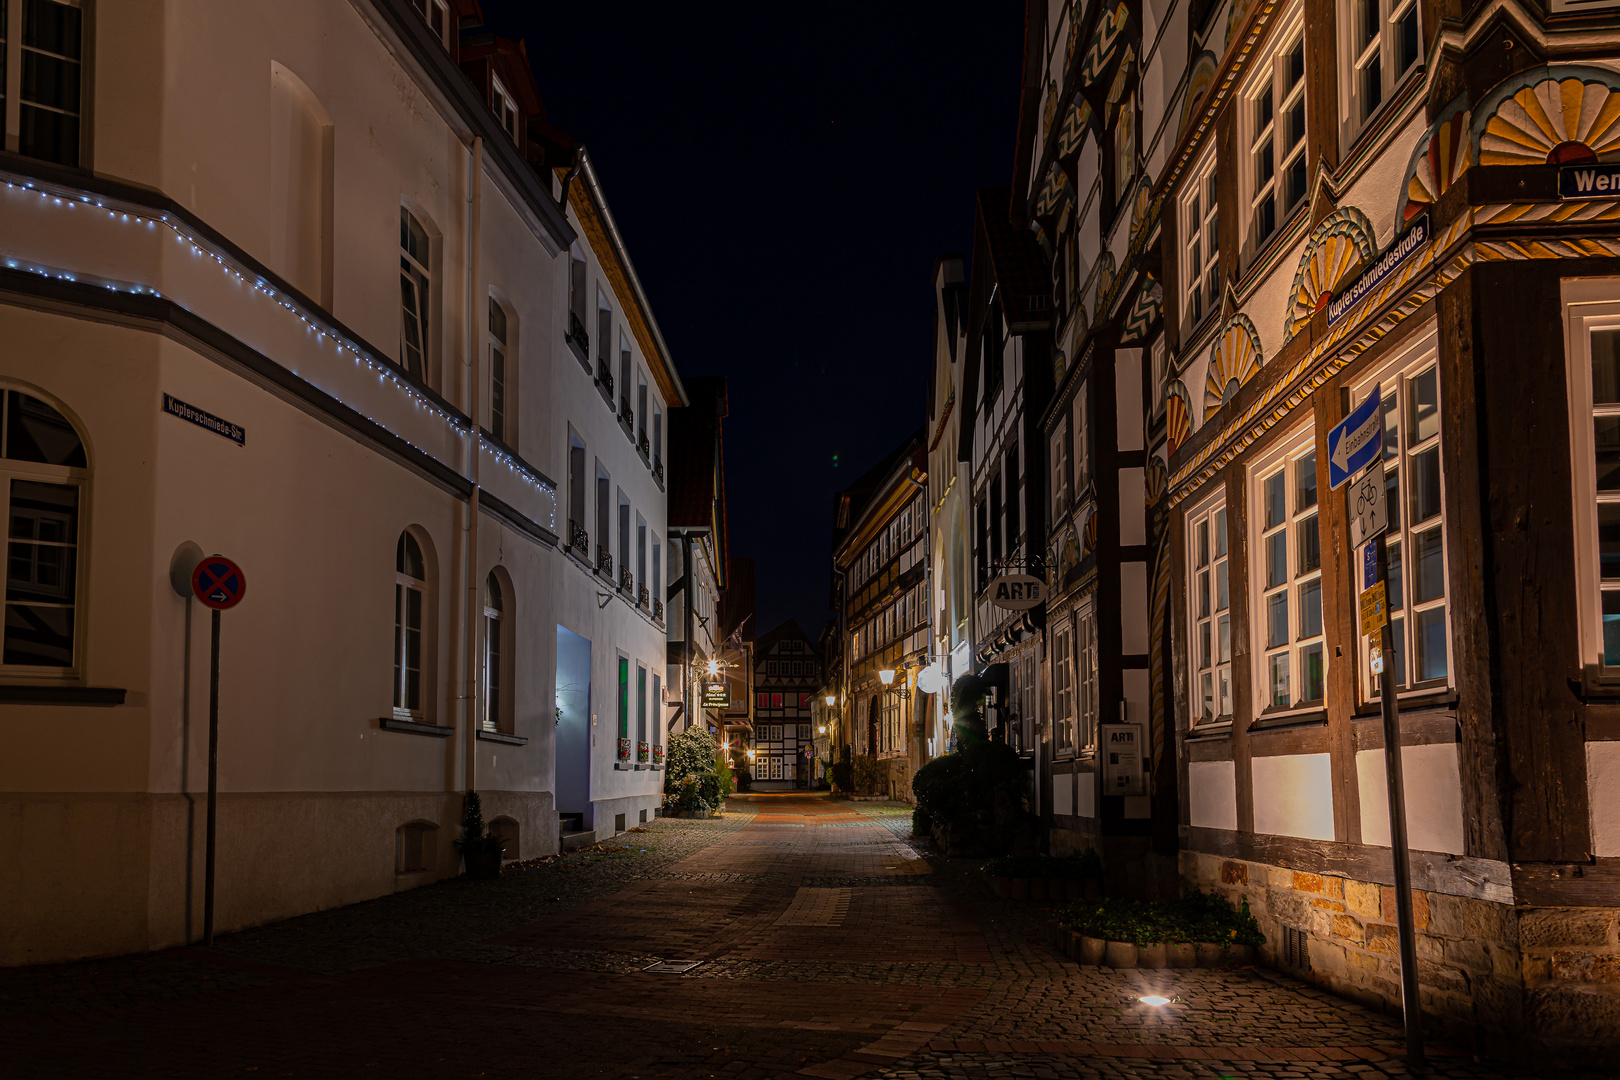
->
[1242, 201, 1310, 281]
[0, 684, 126, 706]
[567, 336, 591, 374]
[634, 763, 650, 770]
[477, 729, 527, 746]
[1352, 687, 1457, 718]
[1248, 708, 1327, 733]
[614, 761, 634, 770]
[595, 376, 614, 407]
[1186, 720, 1233, 740]
[379, 716, 454, 737]
[1341, 69, 1426, 170]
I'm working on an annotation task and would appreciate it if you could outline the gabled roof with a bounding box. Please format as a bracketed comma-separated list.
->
[756, 619, 812, 657]
[977, 186, 1051, 331]
[832, 428, 927, 567]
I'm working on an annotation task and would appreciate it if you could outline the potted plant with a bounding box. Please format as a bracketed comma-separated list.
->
[454, 790, 505, 880]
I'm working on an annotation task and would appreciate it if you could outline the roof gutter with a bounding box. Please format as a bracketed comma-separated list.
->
[577, 148, 689, 408]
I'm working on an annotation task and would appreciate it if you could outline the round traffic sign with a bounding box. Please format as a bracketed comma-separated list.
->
[191, 555, 247, 610]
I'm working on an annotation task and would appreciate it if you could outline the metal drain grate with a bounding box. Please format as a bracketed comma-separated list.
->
[1281, 925, 1311, 971]
[644, 959, 704, 974]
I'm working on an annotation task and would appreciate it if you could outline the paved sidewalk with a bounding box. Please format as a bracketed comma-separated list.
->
[0, 795, 1563, 1079]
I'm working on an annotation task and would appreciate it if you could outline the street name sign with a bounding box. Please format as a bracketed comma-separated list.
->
[1360, 580, 1388, 636]
[1327, 215, 1429, 327]
[1328, 385, 1384, 489]
[1560, 162, 1620, 200]
[989, 573, 1046, 611]
[191, 555, 246, 610]
[1348, 461, 1388, 547]
[1363, 539, 1379, 590]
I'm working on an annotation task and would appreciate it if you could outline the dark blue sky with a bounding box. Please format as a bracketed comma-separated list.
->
[484, 2, 1025, 635]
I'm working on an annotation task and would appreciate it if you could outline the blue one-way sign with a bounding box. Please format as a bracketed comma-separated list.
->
[1328, 385, 1383, 489]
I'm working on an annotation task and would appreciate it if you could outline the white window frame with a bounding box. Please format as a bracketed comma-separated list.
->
[1050, 418, 1069, 525]
[1565, 287, 1620, 683]
[1114, 93, 1137, 202]
[410, 0, 450, 46]
[1076, 604, 1098, 753]
[400, 206, 432, 382]
[488, 295, 513, 446]
[3, 0, 87, 168]
[1181, 148, 1221, 332]
[1073, 384, 1090, 497]
[1053, 620, 1075, 755]
[482, 573, 504, 733]
[1241, 6, 1308, 254]
[1187, 489, 1232, 726]
[1350, 324, 1451, 700]
[1248, 427, 1326, 715]
[0, 391, 88, 679]
[1340, 0, 1422, 135]
[491, 73, 520, 145]
[394, 533, 428, 720]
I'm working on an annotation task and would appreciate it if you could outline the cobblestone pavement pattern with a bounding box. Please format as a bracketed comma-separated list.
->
[0, 796, 1571, 1079]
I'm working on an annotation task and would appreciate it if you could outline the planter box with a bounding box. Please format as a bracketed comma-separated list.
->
[1104, 940, 1139, 968]
[1009, 878, 1030, 900]
[1196, 943, 1226, 967]
[1138, 942, 1168, 969]
[1167, 942, 1197, 968]
[992, 876, 1010, 899]
[1028, 878, 1049, 902]
[1080, 936, 1107, 965]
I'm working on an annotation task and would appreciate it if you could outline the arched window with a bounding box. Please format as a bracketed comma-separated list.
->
[2, 389, 88, 672]
[482, 571, 506, 732]
[394, 532, 427, 717]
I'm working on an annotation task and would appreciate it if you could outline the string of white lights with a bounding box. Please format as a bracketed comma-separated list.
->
[2, 175, 558, 515]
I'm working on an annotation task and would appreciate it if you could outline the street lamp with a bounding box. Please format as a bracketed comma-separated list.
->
[878, 669, 896, 685]
[706, 658, 721, 676]
[817, 725, 826, 734]
[825, 694, 836, 706]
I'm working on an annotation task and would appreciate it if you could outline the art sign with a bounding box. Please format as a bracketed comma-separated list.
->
[1100, 724, 1146, 796]
[988, 573, 1046, 611]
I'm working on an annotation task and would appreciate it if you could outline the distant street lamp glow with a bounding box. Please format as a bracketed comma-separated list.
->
[1138, 995, 1171, 1007]
[825, 694, 836, 706]
[817, 725, 826, 734]
[878, 669, 896, 685]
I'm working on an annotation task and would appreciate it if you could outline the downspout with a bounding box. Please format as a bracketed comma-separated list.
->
[463, 136, 483, 795]
[683, 534, 695, 734]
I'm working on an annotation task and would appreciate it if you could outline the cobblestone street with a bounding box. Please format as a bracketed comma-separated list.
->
[0, 796, 1564, 1079]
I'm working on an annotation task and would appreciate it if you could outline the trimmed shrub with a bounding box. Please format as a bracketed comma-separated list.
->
[664, 726, 721, 813]
[912, 805, 933, 837]
[911, 739, 1029, 856]
[1056, 891, 1266, 947]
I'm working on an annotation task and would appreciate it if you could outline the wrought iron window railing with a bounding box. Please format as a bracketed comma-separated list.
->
[620, 565, 635, 593]
[596, 360, 614, 398]
[638, 432, 650, 458]
[620, 398, 634, 426]
[567, 311, 589, 354]
[568, 519, 589, 554]
[597, 546, 613, 576]
[653, 458, 664, 485]
[652, 598, 664, 621]
[639, 584, 650, 608]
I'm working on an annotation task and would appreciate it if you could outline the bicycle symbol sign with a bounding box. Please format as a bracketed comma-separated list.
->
[1348, 461, 1388, 548]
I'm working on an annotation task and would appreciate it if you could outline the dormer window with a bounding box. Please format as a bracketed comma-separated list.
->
[491, 74, 520, 145]
[409, 0, 450, 47]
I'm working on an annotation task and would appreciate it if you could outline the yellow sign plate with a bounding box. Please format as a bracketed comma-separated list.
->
[1360, 581, 1388, 636]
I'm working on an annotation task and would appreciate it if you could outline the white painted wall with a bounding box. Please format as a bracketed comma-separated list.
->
[1589, 741, 1620, 857]
[1355, 744, 1465, 854]
[1188, 760, 1238, 830]
[1252, 753, 1335, 840]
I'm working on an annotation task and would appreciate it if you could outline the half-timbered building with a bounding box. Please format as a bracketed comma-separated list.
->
[749, 620, 822, 789]
[1012, 0, 1620, 1059]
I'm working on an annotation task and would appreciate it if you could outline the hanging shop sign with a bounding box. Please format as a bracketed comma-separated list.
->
[988, 573, 1046, 611]
[701, 682, 731, 709]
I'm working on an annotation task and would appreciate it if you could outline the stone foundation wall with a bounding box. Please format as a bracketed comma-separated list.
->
[1519, 907, 1620, 1053]
[1180, 852, 1521, 1047]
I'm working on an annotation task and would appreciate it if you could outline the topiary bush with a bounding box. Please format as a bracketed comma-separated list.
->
[912, 805, 933, 837]
[911, 739, 1030, 856]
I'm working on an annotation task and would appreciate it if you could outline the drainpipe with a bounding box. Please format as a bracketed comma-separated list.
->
[683, 534, 695, 733]
[462, 136, 483, 795]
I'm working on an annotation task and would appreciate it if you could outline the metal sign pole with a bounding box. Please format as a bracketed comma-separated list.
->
[203, 607, 221, 947]
[1374, 535, 1423, 1065]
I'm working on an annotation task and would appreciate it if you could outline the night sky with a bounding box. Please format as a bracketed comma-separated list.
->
[483, 3, 1025, 636]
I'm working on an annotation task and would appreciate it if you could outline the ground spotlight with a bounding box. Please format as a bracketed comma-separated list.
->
[1138, 995, 1171, 1007]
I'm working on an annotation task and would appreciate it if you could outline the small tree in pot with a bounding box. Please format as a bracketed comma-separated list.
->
[454, 790, 505, 879]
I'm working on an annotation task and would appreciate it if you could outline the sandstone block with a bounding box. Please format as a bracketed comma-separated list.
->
[1463, 897, 1515, 944]
[1444, 938, 1490, 973]
[1312, 898, 1345, 912]
[1292, 870, 1323, 894]
[1105, 940, 1138, 968]
[1379, 886, 1429, 930]
[1416, 933, 1445, 961]
[1366, 922, 1399, 955]
[1417, 957, 1469, 993]
[1551, 949, 1620, 983]
[1520, 908, 1614, 949]
[1323, 875, 1343, 898]
[1332, 914, 1364, 944]
[1426, 892, 1465, 938]
[1220, 860, 1247, 886]
[1347, 947, 1384, 972]
[1490, 943, 1521, 980]
[1308, 938, 1348, 979]
[1345, 879, 1381, 918]
[1526, 984, 1620, 1041]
